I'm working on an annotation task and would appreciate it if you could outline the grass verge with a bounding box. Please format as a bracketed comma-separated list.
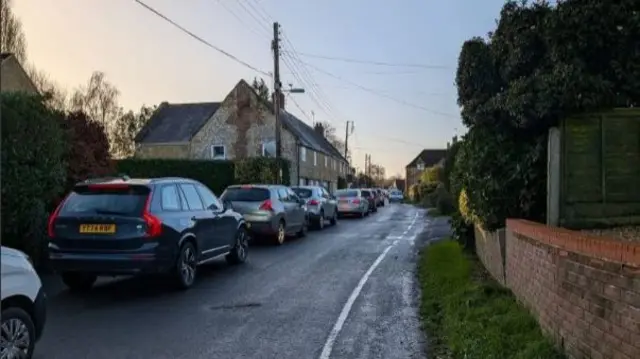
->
[418, 240, 565, 359]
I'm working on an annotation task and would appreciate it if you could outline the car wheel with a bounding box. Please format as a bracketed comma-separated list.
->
[1, 307, 36, 359]
[61, 272, 97, 292]
[275, 220, 286, 245]
[174, 241, 197, 290]
[330, 210, 338, 226]
[226, 226, 249, 265]
[316, 210, 325, 230]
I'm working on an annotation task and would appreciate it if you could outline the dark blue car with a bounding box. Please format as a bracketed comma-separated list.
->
[48, 176, 248, 291]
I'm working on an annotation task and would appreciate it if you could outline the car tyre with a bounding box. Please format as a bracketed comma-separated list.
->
[315, 210, 325, 230]
[275, 220, 286, 245]
[1, 307, 36, 359]
[61, 272, 97, 292]
[226, 226, 249, 265]
[330, 210, 338, 226]
[174, 241, 197, 290]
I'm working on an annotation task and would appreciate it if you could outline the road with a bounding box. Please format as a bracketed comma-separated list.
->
[36, 203, 451, 359]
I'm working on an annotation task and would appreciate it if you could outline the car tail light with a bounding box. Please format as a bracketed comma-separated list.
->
[352, 199, 361, 204]
[259, 199, 274, 211]
[142, 194, 162, 238]
[308, 199, 319, 206]
[47, 195, 69, 238]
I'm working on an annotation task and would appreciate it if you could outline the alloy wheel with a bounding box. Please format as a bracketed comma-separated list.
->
[180, 246, 196, 285]
[0, 318, 30, 359]
[277, 223, 286, 244]
[236, 230, 248, 260]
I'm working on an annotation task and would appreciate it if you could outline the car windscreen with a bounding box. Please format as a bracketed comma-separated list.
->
[221, 187, 270, 202]
[391, 190, 402, 195]
[335, 190, 358, 198]
[292, 188, 313, 199]
[59, 186, 148, 216]
[361, 190, 372, 197]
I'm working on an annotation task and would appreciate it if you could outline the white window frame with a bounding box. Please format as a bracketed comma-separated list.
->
[261, 140, 276, 157]
[416, 163, 425, 170]
[325, 155, 328, 167]
[300, 146, 306, 162]
[210, 145, 226, 160]
[313, 151, 317, 166]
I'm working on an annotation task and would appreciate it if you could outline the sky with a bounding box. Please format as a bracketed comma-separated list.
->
[13, 0, 507, 177]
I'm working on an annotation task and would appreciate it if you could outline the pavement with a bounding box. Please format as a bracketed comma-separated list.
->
[36, 203, 451, 359]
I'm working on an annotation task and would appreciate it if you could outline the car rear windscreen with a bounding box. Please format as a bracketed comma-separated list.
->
[221, 187, 270, 202]
[361, 190, 372, 197]
[60, 187, 148, 216]
[292, 188, 313, 198]
[391, 190, 402, 195]
[335, 190, 358, 198]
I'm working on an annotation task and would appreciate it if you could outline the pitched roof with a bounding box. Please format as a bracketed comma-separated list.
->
[406, 149, 448, 168]
[135, 102, 221, 144]
[280, 110, 347, 162]
[0, 53, 12, 62]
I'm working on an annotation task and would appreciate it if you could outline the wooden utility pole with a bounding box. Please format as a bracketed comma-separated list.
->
[272, 22, 282, 183]
[344, 121, 353, 161]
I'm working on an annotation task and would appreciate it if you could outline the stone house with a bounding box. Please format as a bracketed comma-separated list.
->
[405, 149, 447, 189]
[0, 53, 39, 94]
[134, 79, 350, 192]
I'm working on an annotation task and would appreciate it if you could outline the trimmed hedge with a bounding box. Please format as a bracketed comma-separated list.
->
[114, 157, 291, 195]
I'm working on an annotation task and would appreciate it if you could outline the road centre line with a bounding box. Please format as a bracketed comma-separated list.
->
[318, 211, 421, 359]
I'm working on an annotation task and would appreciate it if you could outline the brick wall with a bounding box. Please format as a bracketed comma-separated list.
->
[503, 219, 640, 359]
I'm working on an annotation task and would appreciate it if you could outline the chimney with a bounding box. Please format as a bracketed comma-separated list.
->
[314, 122, 325, 137]
[272, 92, 285, 110]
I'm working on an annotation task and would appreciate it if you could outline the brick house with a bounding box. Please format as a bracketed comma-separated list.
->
[134, 79, 349, 191]
[0, 53, 38, 94]
[405, 149, 447, 189]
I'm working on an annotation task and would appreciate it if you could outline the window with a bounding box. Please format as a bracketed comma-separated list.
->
[221, 187, 270, 202]
[211, 145, 226, 160]
[179, 184, 204, 210]
[300, 147, 306, 162]
[160, 185, 181, 211]
[324, 156, 328, 167]
[60, 187, 148, 216]
[196, 184, 221, 210]
[292, 187, 313, 199]
[416, 163, 425, 170]
[299, 178, 306, 186]
[313, 151, 317, 166]
[286, 188, 300, 202]
[277, 188, 290, 201]
[262, 140, 276, 157]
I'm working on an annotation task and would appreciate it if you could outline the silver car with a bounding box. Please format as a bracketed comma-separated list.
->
[220, 185, 307, 245]
[389, 189, 404, 202]
[291, 186, 338, 230]
[335, 189, 370, 218]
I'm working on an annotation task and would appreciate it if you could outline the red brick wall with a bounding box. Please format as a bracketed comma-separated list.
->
[505, 219, 640, 359]
[474, 225, 507, 285]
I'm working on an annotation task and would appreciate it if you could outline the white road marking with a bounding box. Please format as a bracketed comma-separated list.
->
[318, 210, 421, 359]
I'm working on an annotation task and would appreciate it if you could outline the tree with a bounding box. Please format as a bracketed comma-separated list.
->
[251, 77, 270, 102]
[317, 121, 345, 155]
[0, 0, 27, 62]
[25, 64, 68, 111]
[111, 105, 155, 158]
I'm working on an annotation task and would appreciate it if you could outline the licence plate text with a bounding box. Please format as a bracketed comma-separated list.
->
[79, 224, 116, 234]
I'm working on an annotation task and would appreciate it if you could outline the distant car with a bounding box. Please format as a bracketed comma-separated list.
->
[1, 246, 47, 359]
[221, 184, 307, 245]
[291, 186, 338, 229]
[48, 176, 249, 291]
[389, 189, 404, 202]
[360, 189, 378, 213]
[335, 189, 370, 218]
[373, 188, 385, 207]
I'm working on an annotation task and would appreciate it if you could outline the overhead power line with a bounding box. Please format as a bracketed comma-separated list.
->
[300, 60, 459, 119]
[133, 0, 270, 77]
[284, 51, 450, 70]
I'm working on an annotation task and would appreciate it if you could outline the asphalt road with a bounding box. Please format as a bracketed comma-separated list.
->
[36, 203, 451, 359]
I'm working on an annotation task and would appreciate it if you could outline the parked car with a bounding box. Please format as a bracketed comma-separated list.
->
[48, 176, 249, 291]
[1, 246, 47, 359]
[291, 186, 338, 229]
[373, 188, 385, 207]
[220, 184, 307, 245]
[334, 189, 370, 218]
[389, 189, 404, 202]
[360, 189, 378, 213]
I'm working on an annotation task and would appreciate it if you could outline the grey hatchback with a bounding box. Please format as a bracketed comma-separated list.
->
[291, 186, 338, 230]
[220, 185, 307, 245]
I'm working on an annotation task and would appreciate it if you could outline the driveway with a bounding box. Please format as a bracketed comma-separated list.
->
[36, 203, 450, 359]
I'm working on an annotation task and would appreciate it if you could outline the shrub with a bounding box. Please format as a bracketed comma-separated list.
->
[114, 159, 235, 195]
[1, 93, 67, 263]
[420, 164, 444, 184]
[234, 157, 291, 185]
[60, 111, 114, 191]
[337, 176, 347, 189]
[434, 185, 455, 215]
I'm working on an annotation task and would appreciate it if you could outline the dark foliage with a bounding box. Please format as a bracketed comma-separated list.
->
[234, 157, 291, 186]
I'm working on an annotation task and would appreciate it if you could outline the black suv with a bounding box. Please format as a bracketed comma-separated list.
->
[48, 176, 248, 291]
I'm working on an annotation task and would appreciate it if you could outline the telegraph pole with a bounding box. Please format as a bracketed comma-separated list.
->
[344, 121, 352, 161]
[272, 22, 282, 183]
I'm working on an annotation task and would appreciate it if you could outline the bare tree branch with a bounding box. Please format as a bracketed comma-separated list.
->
[0, 0, 27, 62]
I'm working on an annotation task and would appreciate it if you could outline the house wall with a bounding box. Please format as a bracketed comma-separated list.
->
[298, 148, 347, 191]
[0, 56, 38, 94]
[405, 166, 423, 189]
[477, 219, 640, 359]
[135, 143, 190, 159]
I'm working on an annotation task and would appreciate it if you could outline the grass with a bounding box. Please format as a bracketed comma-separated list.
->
[418, 240, 565, 359]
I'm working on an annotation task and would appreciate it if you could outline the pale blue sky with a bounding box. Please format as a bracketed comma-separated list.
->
[14, 0, 506, 176]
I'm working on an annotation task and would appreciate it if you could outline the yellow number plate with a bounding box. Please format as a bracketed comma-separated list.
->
[79, 224, 116, 234]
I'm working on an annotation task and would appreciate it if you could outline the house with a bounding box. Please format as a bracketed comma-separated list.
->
[0, 53, 38, 94]
[134, 79, 350, 192]
[392, 178, 406, 192]
[405, 149, 448, 189]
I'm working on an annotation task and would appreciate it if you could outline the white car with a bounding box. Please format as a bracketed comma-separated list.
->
[389, 189, 404, 202]
[1, 246, 47, 359]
